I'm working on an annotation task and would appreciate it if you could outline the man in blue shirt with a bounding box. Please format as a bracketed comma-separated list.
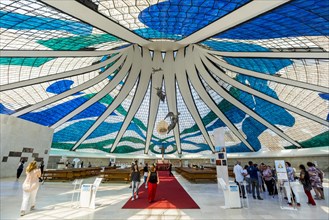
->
[247, 161, 263, 200]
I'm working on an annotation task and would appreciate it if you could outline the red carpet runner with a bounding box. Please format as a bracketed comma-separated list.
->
[122, 171, 200, 209]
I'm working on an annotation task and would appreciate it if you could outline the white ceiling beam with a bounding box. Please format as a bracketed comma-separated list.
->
[0, 49, 124, 57]
[0, 51, 125, 92]
[40, 0, 151, 46]
[193, 49, 301, 148]
[185, 46, 255, 152]
[178, 0, 290, 45]
[12, 50, 129, 117]
[199, 52, 329, 127]
[51, 46, 137, 129]
[164, 51, 182, 154]
[110, 48, 152, 153]
[145, 52, 163, 154]
[201, 48, 328, 93]
[71, 46, 142, 151]
[207, 51, 329, 59]
[175, 48, 215, 152]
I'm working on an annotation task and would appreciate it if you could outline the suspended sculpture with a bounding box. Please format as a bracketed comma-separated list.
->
[164, 112, 180, 134]
[155, 87, 166, 102]
[152, 67, 163, 74]
[156, 120, 169, 135]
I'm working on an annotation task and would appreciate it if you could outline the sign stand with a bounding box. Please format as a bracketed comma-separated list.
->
[274, 160, 297, 211]
[79, 178, 103, 209]
[214, 128, 241, 209]
[89, 178, 102, 209]
[71, 179, 83, 208]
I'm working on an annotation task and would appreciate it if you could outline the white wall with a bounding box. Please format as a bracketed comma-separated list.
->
[0, 115, 54, 178]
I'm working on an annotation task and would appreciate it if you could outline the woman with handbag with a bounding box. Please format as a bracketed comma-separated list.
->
[20, 161, 41, 216]
[146, 164, 160, 203]
[299, 164, 316, 206]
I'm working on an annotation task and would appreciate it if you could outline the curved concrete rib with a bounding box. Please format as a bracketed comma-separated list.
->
[175, 48, 215, 152]
[40, 0, 150, 45]
[206, 50, 329, 59]
[200, 47, 328, 93]
[0, 48, 127, 58]
[71, 45, 142, 151]
[0, 51, 125, 92]
[185, 46, 255, 152]
[51, 47, 136, 129]
[164, 51, 182, 154]
[193, 49, 301, 148]
[110, 47, 152, 153]
[145, 51, 164, 154]
[199, 51, 329, 127]
[178, 0, 289, 45]
[12, 49, 130, 117]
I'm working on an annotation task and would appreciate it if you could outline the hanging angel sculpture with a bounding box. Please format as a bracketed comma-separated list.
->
[155, 87, 166, 103]
[152, 67, 163, 74]
[164, 112, 180, 134]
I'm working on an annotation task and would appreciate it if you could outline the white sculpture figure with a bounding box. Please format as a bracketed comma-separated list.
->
[164, 112, 180, 134]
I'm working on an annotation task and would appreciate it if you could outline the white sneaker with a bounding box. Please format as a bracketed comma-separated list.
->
[131, 197, 134, 201]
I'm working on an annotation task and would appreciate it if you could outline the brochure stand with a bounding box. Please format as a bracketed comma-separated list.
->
[217, 178, 241, 209]
[275, 160, 297, 211]
[228, 182, 241, 208]
[79, 178, 103, 209]
[214, 128, 241, 209]
[71, 179, 83, 208]
[89, 178, 102, 209]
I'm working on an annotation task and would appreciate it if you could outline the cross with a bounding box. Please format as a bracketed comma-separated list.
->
[160, 145, 165, 161]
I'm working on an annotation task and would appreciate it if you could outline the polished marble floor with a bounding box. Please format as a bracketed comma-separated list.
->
[1, 172, 328, 220]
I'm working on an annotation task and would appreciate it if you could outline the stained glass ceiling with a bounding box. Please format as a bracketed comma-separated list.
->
[0, 0, 328, 156]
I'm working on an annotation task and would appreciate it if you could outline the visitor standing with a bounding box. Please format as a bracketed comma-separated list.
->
[299, 164, 316, 206]
[143, 163, 149, 188]
[65, 160, 70, 168]
[168, 163, 173, 177]
[146, 164, 160, 203]
[20, 161, 41, 216]
[307, 162, 323, 200]
[233, 161, 246, 198]
[244, 165, 251, 193]
[285, 161, 301, 206]
[130, 164, 141, 201]
[17, 160, 25, 180]
[129, 162, 135, 188]
[314, 163, 325, 200]
[262, 165, 274, 195]
[247, 161, 263, 200]
[38, 160, 45, 182]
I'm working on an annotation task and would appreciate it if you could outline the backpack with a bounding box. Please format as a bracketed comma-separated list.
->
[18, 163, 24, 170]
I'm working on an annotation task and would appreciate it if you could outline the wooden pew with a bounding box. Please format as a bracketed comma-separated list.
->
[99, 169, 131, 183]
[99, 168, 145, 183]
[42, 167, 102, 182]
[175, 167, 217, 183]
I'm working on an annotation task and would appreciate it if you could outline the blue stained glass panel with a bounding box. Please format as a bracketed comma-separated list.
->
[214, 0, 329, 40]
[0, 10, 92, 36]
[138, 0, 250, 40]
